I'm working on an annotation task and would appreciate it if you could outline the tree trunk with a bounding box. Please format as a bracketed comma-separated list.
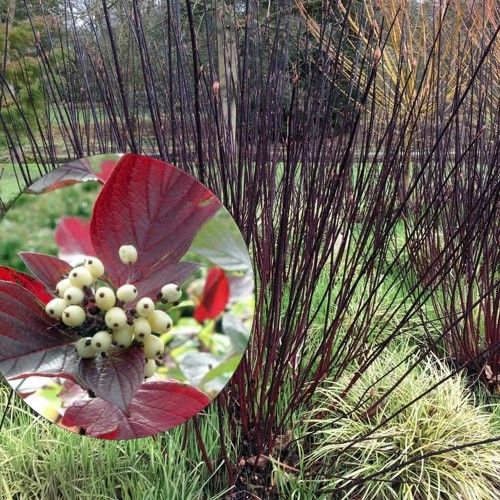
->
[2, 0, 16, 95]
[2, 0, 25, 163]
[215, 0, 238, 159]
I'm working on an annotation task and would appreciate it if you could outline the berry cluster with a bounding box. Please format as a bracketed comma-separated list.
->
[45, 245, 183, 379]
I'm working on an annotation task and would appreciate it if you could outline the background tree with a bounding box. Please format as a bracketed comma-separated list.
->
[0, 0, 67, 163]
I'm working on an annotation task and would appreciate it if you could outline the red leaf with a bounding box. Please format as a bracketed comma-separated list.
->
[96, 428, 120, 440]
[90, 154, 220, 298]
[76, 347, 145, 415]
[194, 267, 230, 322]
[0, 266, 53, 304]
[61, 380, 211, 439]
[61, 396, 122, 436]
[26, 159, 100, 194]
[54, 217, 94, 266]
[0, 282, 79, 380]
[19, 252, 72, 294]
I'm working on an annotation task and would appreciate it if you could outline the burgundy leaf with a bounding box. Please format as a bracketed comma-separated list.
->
[76, 347, 145, 415]
[61, 380, 212, 439]
[0, 282, 79, 379]
[61, 395, 122, 437]
[90, 154, 220, 294]
[55, 222, 202, 302]
[0, 266, 53, 304]
[55, 216, 94, 266]
[194, 267, 230, 322]
[26, 159, 100, 194]
[19, 252, 73, 294]
[4, 344, 79, 381]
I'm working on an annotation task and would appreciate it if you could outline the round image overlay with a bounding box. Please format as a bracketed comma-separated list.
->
[0, 153, 254, 439]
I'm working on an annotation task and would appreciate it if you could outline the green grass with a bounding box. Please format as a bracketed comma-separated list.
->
[0, 164, 40, 208]
[0, 377, 231, 500]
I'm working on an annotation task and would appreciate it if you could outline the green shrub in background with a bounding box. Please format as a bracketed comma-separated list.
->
[0, 182, 98, 271]
[280, 345, 500, 500]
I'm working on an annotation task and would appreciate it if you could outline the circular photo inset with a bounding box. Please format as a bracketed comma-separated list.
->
[0, 153, 254, 439]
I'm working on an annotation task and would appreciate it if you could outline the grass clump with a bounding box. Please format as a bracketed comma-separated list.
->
[0, 378, 225, 500]
[291, 345, 500, 499]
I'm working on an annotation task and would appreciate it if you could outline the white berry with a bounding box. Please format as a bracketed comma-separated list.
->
[112, 325, 134, 348]
[136, 297, 155, 318]
[62, 305, 86, 327]
[144, 359, 157, 378]
[119, 245, 138, 264]
[142, 335, 165, 359]
[132, 317, 152, 340]
[91, 331, 112, 352]
[116, 284, 138, 303]
[84, 256, 105, 278]
[148, 310, 173, 334]
[63, 286, 85, 305]
[68, 266, 94, 287]
[105, 307, 128, 329]
[160, 283, 182, 303]
[45, 298, 68, 318]
[75, 338, 97, 358]
[95, 287, 116, 311]
[55, 278, 71, 297]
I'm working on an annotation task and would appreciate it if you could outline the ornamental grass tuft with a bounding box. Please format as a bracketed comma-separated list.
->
[299, 346, 500, 499]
